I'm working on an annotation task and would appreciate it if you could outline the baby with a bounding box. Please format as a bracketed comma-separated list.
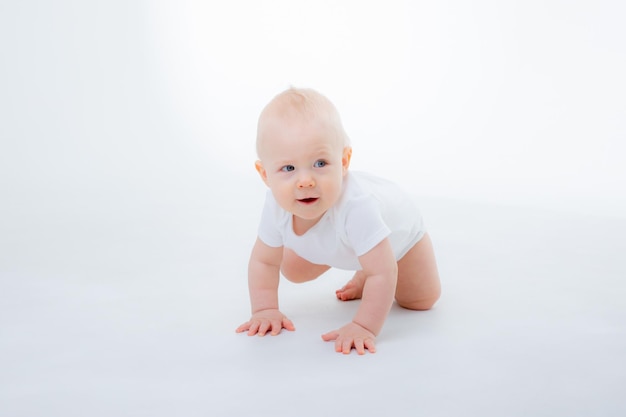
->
[236, 88, 441, 354]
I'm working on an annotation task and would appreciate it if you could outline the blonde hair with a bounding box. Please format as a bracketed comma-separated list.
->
[256, 87, 350, 156]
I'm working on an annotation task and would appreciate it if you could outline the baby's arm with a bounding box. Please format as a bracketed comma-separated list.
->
[236, 238, 294, 336]
[322, 238, 397, 354]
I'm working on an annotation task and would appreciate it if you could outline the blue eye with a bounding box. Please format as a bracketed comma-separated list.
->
[281, 165, 295, 172]
[314, 160, 327, 168]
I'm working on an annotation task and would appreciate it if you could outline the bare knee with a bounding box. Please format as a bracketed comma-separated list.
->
[396, 286, 441, 311]
[280, 263, 313, 283]
[281, 248, 329, 283]
[396, 292, 440, 310]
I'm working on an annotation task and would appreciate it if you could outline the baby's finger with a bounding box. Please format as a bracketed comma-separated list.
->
[235, 322, 251, 333]
[334, 338, 343, 353]
[282, 317, 295, 331]
[364, 338, 377, 354]
[354, 338, 365, 355]
[321, 330, 339, 342]
[258, 321, 271, 336]
[247, 321, 260, 336]
[269, 319, 282, 336]
[341, 338, 353, 355]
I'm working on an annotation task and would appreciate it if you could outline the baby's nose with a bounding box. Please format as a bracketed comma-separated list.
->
[297, 176, 315, 188]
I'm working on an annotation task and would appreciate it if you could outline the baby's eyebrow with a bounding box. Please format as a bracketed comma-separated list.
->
[274, 159, 294, 166]
[311, 149, 333, 157]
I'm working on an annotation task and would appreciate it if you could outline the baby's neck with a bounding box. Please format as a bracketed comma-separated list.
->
[292, 214, 324, 236]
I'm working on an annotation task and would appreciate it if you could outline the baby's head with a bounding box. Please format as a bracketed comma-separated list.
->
[255, 88, 353, 223]
[256, 87, 350, 158]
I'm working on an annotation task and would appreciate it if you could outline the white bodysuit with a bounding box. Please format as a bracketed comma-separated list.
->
[257, 171, 425, 271]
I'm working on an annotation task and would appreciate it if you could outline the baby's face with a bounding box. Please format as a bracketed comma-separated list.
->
[256, 114, 351, 228]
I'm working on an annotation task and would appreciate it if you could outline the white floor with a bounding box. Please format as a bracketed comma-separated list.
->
[1, 185, 625, 417]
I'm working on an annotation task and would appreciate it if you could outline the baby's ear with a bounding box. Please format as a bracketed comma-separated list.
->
[255, 160, 269, 186]
[342, 147, 352, 174]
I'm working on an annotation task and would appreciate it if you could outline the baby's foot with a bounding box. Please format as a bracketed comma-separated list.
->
[335, 271, 366, 301]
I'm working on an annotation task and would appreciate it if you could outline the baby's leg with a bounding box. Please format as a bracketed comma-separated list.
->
[281, 248, 330, 283]
[395, 233, 441, 310]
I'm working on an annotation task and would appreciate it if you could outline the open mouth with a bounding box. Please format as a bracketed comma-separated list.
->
[298, 197, 318, 204]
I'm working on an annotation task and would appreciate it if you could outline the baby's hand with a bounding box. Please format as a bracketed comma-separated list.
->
[236, 309, 295, 337]
[321, 322, 376, 355]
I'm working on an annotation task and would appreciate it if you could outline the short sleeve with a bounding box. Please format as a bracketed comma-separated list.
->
[343, 195, 391, 256]
[257, 191, 285, 248]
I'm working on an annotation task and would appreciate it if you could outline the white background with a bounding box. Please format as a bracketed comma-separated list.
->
[144, 0, 626, 218]
[1, 2, 625, 416]
[2, 0, 625, 219]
